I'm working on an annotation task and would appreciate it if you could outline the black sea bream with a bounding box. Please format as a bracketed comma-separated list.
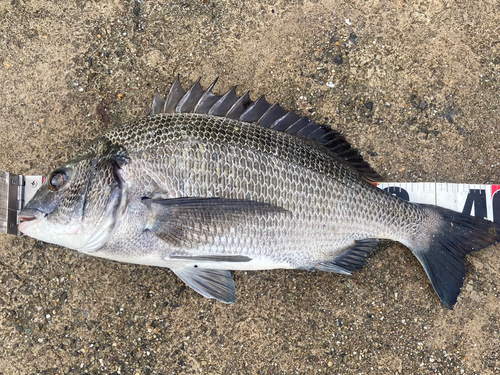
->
[19, 77, 500, 309]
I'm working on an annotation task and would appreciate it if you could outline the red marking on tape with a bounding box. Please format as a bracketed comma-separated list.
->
[42, 177, 46, 184]
[492, 185, 500, 197]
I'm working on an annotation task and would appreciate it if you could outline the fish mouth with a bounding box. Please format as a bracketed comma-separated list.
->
[18, 208, 43, 234]
[19, 208, 42, 222]
[19, 214, 37, 222]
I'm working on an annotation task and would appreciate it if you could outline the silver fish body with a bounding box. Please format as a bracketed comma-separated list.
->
[90, 114, 423, 264]
[19, 78, 500, 309]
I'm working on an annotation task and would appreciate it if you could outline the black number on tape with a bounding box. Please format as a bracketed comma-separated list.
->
[462, 189, 487, 219]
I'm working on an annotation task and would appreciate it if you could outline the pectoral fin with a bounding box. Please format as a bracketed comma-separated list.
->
[172, 268, 236, 303]
[143, 197, 288, 248]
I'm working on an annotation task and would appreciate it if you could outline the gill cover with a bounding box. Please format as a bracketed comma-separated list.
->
[79, 159, 128, 252]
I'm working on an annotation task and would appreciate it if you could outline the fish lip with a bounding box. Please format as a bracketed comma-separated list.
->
[18, 208, 45, 230]
[19, 208, 41, 220]
[18, 216, 40, 235]
[19, 215, 36, 222]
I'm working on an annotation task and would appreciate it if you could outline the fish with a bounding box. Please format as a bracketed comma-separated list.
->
[18, 77, 500, 309]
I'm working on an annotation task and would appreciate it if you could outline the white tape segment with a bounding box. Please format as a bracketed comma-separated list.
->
[376, 183, 500, 224]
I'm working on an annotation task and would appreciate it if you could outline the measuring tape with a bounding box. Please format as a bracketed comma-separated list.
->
[0, 171, 43, 235]
[376, 182, 499, 223]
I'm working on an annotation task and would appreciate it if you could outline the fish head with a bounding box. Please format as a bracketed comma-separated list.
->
[19, 147, 127, 253]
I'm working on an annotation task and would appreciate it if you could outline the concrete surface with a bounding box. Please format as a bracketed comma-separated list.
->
[1, 0, 499, 374]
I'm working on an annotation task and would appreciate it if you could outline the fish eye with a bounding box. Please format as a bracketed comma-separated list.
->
[48, 170, 68, 192]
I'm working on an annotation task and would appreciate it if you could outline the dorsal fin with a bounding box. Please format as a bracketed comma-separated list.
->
[151, 77, 382, 181]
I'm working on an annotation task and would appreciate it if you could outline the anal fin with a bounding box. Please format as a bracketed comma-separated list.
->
[172, 268, 236, 304]
[315, 238, 379, 273]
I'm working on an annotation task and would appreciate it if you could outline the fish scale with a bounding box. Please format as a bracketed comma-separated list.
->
[18, 77, 500, 309]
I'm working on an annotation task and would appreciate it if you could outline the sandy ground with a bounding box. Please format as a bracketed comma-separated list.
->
[1, 0, 500, 374]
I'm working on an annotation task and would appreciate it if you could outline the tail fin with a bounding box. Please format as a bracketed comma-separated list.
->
[409, 205, 500, 309]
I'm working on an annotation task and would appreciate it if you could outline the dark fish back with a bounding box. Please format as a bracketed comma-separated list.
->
[103, 113, 370, 187]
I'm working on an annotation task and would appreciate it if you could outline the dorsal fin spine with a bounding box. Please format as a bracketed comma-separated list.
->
[164, 77, 185, 113]
[208, 86, 238, 116]
[284, 117, 310, 134]
[175, 78, 203, 113]
[226, 90, 252, 119]
[269, 111, 301, 131]
[193, 78, 219, 114]
[151, 92, 166, 115]
[239, 95, 271, 123]
[257, 102, 287, 128]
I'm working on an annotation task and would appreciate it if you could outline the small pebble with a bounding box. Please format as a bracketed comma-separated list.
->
[333, 55, 343, 65]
